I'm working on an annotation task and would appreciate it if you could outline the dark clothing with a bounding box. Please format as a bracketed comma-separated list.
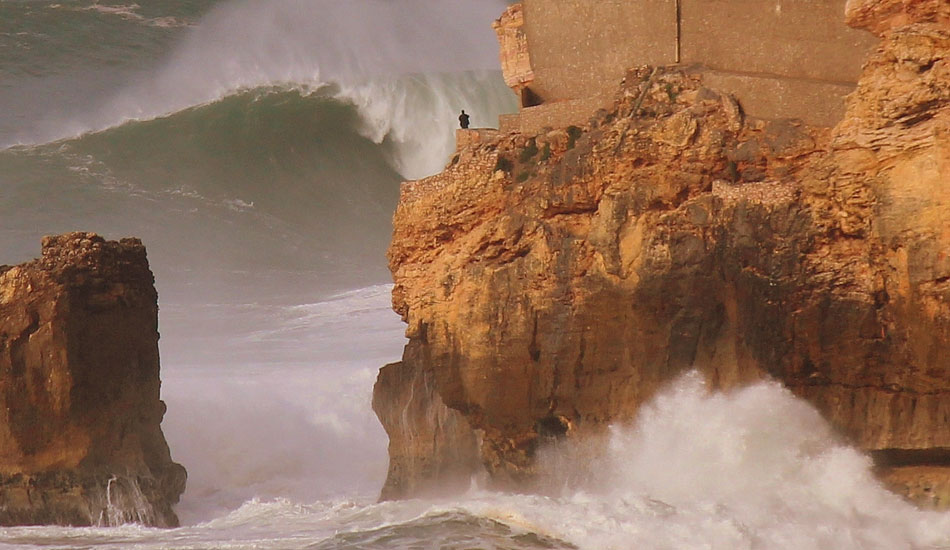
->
[459, 112, 470, 129]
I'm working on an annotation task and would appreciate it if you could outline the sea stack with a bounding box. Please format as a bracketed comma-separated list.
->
[0, 233, 186, 527]
[375, 0, 950, 506]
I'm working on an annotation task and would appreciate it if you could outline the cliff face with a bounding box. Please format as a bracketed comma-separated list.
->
[375, 0, 950, 506]
[824, 6, 950, 500]
[373, 360, 482, 500]
[0, 233, 186, 526]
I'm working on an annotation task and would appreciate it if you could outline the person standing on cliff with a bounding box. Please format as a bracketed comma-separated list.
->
[459, 110, 470, 129]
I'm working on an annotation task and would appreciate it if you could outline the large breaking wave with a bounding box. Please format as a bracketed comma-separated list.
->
[1, 0, 515, 525]
[3, 0, 516, 177]
[1, 76, 513, 300]
[1, 0, 516, 301]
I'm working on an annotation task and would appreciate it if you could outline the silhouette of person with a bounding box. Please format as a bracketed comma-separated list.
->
[459, 110, 471, 129]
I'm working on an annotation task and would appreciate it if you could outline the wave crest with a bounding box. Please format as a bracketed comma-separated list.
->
[5, 0, 516, 179]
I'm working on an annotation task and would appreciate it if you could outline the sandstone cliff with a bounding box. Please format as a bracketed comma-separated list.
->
[375, 0, 950, 506]
[0, 233, 186, 526]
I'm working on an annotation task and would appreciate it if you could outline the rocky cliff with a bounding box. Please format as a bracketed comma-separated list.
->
[375, 0, 950, 506]
[0, 233, 186, 526]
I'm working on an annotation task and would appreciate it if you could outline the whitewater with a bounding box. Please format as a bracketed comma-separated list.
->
[2, 0, 950, 548]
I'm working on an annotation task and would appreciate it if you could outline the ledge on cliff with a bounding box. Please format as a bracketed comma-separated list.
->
[375, 0, 950, 508]
[0, 232, 186, 527]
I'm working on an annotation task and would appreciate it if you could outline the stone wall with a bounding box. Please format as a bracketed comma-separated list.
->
[499, 93, 613, 134]
[520, 1, 677, 103]
[455, 128, 501, 151]
[699, 70, 861, 128]
[502, 0, 880, 128]
[680, 0, 873, 82]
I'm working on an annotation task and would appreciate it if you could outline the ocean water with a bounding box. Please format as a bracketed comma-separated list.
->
[2, 1, 950, 549]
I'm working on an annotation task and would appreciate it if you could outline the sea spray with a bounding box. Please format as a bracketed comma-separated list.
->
[98, 476, 157, 527]
[160, 286, 407, 525]
[3, 373, 950, 548]
[335, 72, 516, 178]
[518, 372, 950, 549]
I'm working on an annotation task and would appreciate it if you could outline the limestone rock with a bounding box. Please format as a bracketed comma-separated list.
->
[375, 2, 950, 508]
[0, 233, 186, 526]
[846, 0, 950, 35]
[373, 357, 481, 500]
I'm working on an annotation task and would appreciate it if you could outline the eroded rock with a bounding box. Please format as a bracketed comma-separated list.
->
[375, 7, 950, 506]
[0, 233, 186, 526]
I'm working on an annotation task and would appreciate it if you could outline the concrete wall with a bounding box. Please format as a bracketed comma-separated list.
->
[521, 0, 677, 102]
[515, 0, 879, 126]
[701, 70, 860, 127]
[499, 93, 613, 134]
[680, 0, 875, 83]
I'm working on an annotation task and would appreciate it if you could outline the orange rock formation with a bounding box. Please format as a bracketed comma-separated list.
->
[374, 0, 950, 507]
[0, 233, 186, 526]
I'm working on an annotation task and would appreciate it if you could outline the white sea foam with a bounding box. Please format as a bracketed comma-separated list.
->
[7, 373, 949, 549]
[498, 372, 950, 549]
[53, 3, 194, 28]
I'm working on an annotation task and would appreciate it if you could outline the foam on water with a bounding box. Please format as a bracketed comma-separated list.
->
[5, 373, 949, 549]
[65, 3, 193, 28]
[509, 373, 950, 549]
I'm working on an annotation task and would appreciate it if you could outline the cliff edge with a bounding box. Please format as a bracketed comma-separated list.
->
[0, 233, 186, 527]
[375, 0, 950, 507]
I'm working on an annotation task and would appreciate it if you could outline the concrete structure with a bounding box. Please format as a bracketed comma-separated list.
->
[495, 0, 879, 131]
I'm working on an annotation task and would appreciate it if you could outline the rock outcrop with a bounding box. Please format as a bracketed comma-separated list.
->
[846, 0, 950, 35]
[373, 360, 481, 500]
[375, 1, 950, 506]
[0, 233, 186, 526]
[492, 3, 535, 107]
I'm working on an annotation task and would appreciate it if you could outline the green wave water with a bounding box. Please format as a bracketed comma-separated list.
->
[1, 0, 517, 302]
[0, 0, 214, 141]
[0, 88, 403, 302]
